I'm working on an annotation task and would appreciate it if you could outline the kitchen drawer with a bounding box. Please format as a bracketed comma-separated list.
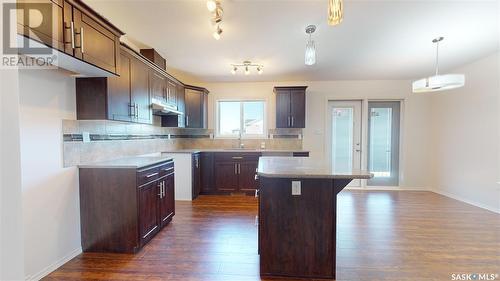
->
[214, 152, 261, 162]
[159, 161, 174, 176]
[137, 166, 160, 186]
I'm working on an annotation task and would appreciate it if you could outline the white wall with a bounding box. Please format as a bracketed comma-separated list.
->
[18, 69, 81, 280]
[201, 80, 433, 189]
[430, 53, 500, 213]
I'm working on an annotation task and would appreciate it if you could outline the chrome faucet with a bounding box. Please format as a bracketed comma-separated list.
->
[238, 131, 244, 149]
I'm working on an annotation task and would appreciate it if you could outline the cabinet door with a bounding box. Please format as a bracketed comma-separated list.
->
[176, 84, 186, 127]
[192, 154, 201, 199]
[16, 1, 65, 52]
[73, 9, 120, 74]
[150, 71, 165, 100]
[63, 0, 74, 55]
[275, 90, 291, 128]
[165, 173, 175, 220]
[108, 51, 132, 122]
[158, 174, 174, 228]
[290, 89, 306, 128]
[185, 89, 202, 128]
[167, 80, 177, 106]
[238, 161, 259, 192]
[200, 153, 215, 193]
[131, 57, 151, 124]
[215, 162, 239, 192]
[138, 180, 160, 245]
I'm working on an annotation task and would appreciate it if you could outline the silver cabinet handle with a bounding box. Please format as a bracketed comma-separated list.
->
[234, 163, 237, 174]
[291, 116, 294, 127]
[162, 167, 174, 172]
[162, 182, 165, 198]
[232, 156, 243, 160]
[158, 182, 163, 198]
[70, 21, 75, 49]
[255, 189, 259, 198]
[80, 27, 84, 53]
[287, 116, 291, 127]
[146, 172, 159, 178]
[254, 174, 258, 180]
[238, 163, 241, 174]
[186, 115, 189, 127]
[135, 104, 139, 118]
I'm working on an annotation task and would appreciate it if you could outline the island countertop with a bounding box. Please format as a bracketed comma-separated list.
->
[79, 156, 173, 169]
[257, 156, 373, 179]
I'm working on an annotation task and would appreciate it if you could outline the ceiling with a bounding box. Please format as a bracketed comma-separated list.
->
[84, 0, 499, 82]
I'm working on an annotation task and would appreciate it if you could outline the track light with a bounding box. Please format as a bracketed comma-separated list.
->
[231, 66, 237, 75]
[244, 66, 250, 75]
[207, 0, 217, 12]
[230, 61, 263, 75]
[257, 66, 263, 75]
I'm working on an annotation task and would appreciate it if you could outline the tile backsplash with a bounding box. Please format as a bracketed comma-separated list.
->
[62, 119, 303, 167]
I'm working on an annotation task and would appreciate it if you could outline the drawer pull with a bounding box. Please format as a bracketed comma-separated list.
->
[145, 172, 159, 178]
[162, 167, 174, 172]
[232, 156, 243, 159]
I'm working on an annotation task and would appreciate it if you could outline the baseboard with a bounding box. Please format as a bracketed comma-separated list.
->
[346, 186, 430, 191]
[25, 247, 82, 281]
[431, 189, 500, 214]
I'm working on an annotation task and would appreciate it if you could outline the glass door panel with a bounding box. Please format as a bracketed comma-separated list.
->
[367, 102, 400, 186]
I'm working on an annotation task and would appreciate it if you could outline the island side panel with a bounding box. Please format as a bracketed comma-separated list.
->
[79, 168, 139, 253]
[259, 176, 336, 279]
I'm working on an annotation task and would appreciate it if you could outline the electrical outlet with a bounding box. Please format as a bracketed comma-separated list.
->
[292, 181, 301, 196]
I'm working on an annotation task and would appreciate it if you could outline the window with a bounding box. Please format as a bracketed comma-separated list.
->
[217, 100, 265, 137]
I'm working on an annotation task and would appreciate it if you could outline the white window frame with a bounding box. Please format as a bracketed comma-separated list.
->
[215, 99, 267, 139]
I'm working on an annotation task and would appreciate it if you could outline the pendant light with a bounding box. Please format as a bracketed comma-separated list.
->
[412, 37, 465, 93]
[305, 25, 316, 66]
[328, 0, 343, 26]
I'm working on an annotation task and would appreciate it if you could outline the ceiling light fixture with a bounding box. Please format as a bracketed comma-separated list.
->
[206, 0, 217, 12]
[412, 37, 465, 93]
[207, 0, 224, 40]
[230, 61, 264, 75]
[213, 25, 223, 40]
[328, 0, 343, 26]
[305, 25, 316, 66]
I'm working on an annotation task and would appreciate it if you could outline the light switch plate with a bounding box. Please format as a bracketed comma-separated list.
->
[292, 181, 301, 196]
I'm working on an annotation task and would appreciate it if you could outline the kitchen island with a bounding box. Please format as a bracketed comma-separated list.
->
[257, 157, 372, 280]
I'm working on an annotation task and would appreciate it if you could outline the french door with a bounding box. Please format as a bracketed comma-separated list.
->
[329, 101, 362, 187]
[367, 102, 400, 186]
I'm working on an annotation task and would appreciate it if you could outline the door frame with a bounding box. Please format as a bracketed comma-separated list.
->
[325, 98, 404, 189]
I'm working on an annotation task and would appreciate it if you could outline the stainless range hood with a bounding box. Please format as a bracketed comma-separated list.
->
[151, 97, 183, 116]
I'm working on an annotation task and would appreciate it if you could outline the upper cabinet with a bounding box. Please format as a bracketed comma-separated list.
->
[274, 86, 307, 128]
[76, 46, 152, 124]
[184, 86, 209, 129]
[16, 0, 124, 75]
[140, 48, 167, 71]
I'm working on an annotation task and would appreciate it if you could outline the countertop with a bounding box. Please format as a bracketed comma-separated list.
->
[161, 149, 309, 154]
[257, 157, 373, 179]
[79, 156, 173, 169]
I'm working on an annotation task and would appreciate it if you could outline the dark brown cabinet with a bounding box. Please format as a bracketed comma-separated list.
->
[79, 160, 174, 253]
[214, 153, 260, 194]
[138, 179, 160, 245]
[274, 86, 307, 128]
[184, 85, 209, 129]
[16, 0, 65, 52]
[192, 153, 201, 199]
[158, 171, 175, 228]
[17, 0, 123, 75]
[200, 152, 215, 194]
[76, 46, 152, 124]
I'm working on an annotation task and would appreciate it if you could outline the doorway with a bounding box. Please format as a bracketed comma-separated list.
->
[328, 101, 362, 187]
[367, 101, 400, 186]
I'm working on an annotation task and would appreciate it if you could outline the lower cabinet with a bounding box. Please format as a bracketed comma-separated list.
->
[213, 152, 260, 195]
[79, 160, 174, 253]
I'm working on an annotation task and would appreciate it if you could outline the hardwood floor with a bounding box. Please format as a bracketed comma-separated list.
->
[44, 191, 499, 281]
